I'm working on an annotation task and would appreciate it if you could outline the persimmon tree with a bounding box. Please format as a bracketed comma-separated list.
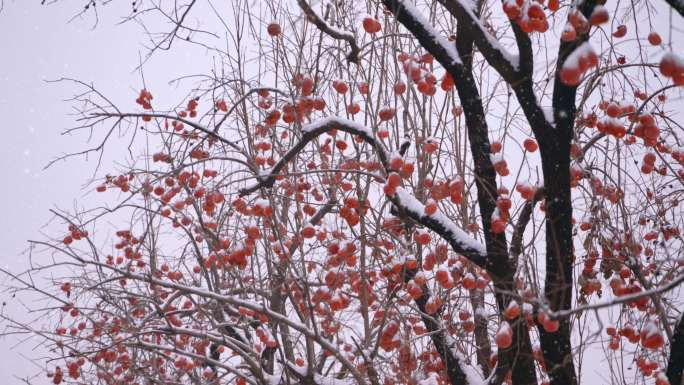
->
[3, 1, 684, 385]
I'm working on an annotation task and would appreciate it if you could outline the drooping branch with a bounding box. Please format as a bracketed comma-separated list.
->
[296, 0, 360, 63]
[90, 112, 249, 159]
[238, 116, 388, 196]
[213, 87, 290, 134]
[537, 274, 684, 320]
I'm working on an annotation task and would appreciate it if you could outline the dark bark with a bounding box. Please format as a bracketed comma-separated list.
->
[434, 0, 587, 382]
[453, 66, 537, 385]
[417, 293, 471, 385]
[664, 0, 684, 17]
[403, 267, 473, 385]
[667, 313, 684, 385]
[296, 0, 360, 63]
[533, 118, 575, 385]
[531, 1, 599, 383]
[381, 2, 539, 384]
[439, 0, 518, 81]
[452, 28, 510, 280]
[469, 287, 493, 377]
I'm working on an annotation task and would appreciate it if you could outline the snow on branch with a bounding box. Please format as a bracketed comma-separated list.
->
[238, 116, 388, 196]
[437, 0, 520, 77]
[542, 273, 684, 320]
[394, 187, 488, 266]
[382, 0, 462, 68]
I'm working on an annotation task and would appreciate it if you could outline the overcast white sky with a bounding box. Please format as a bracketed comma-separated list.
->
[0, 1, 682, 384]
[0, 2, 215, 382]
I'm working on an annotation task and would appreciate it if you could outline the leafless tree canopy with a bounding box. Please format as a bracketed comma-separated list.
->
[3, 1, 684, 385]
